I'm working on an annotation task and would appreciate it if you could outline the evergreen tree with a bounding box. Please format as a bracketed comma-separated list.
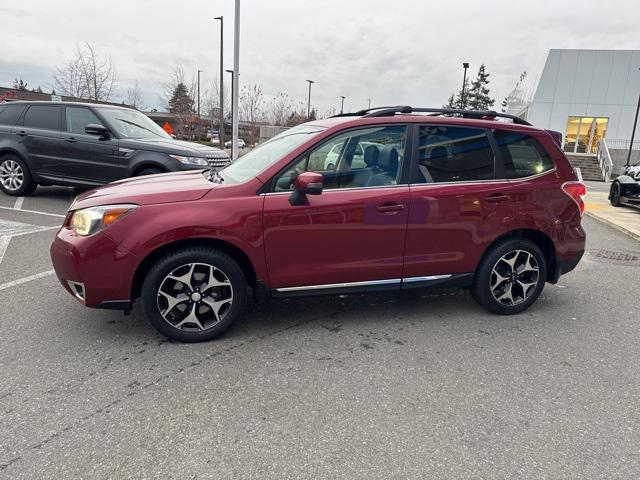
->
[168, 83, 194, 115]
[443, 79, 471, 110]
[467, 64, 495, 110]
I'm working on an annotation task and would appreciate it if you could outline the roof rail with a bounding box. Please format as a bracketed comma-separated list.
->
[330, 105, 412, 118]
[360, 106, 532, 125]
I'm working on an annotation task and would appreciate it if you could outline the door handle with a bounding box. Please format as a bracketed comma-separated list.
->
[16, 130, 26, 137]
[485, 194, 511, 203]
[64, 137, 78, 143]
[376, 202, 405, 213]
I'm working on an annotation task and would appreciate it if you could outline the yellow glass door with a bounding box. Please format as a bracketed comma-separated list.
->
[564, 117, 580, 153]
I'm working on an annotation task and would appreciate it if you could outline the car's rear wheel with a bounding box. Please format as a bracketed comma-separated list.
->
[0, 155, 36, 196]
[141, 248, 247, 342]
[471, 238, 547, 315]
[610, 182, 622, 207]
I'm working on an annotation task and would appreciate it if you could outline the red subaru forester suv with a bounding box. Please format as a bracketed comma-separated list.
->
[51, 107, 586, 342]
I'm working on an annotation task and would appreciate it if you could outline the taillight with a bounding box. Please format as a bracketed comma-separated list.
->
[562, 181, 587, 216]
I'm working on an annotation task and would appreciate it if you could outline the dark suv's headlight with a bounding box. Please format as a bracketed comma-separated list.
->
[169, 154, 209, 166]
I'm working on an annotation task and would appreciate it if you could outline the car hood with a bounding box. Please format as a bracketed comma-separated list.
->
[119, 137, 227, 157]
[70, 171, 214, 210]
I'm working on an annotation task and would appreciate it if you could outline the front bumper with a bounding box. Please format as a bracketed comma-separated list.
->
[50, 227, 139, 309]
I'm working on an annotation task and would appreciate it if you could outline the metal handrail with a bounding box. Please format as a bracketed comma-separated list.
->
[603, 138, 640, 151]
[597, 139, 613, 182]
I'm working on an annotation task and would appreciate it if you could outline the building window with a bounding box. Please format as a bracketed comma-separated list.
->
[563, 116, 608, 154]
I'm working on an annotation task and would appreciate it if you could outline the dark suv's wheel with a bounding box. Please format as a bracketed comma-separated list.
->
[471, 238, 547, 315]
[610, 182, 622, 207]
[135, 167, 164, 177]
[141, 248, 248, 342]
[0, 155, 36, 196]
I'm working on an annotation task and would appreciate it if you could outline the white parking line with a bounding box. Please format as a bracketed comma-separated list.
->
[0, 270, 55, 291]
[0, 236, 10, 266]
[0, 205, 66, 218]
[13, 197, 24, 210]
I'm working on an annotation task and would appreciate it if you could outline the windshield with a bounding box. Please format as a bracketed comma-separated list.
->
[96, 108, 171, 139]
[220, 125, 325, 183]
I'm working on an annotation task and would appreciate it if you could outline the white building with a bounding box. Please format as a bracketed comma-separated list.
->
[526, 49, 640, 156]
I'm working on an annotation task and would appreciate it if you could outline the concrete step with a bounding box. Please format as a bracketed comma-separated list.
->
[565, 154, 603, 181]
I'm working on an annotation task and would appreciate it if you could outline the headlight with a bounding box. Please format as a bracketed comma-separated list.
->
[70, 204, 137, 236]
[169, 154, 209, 166]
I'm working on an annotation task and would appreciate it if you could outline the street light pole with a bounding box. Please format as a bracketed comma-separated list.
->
[232, 0, 241, 161]
[340, 96, 346, 114]
[306, 79, 314, 120]
[626, 67, 640, 167]
[214, 16, 225, 149]
[226, 69, 235, 158]
[461, 62, 469, 109]
[197, 69, 202, 139]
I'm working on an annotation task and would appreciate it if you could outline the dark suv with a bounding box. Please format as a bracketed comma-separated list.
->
[50, 107, 586, 342]
[0, 101, 230, 196]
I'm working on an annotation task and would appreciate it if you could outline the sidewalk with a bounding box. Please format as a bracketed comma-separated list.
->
[584, 184, 640, 242]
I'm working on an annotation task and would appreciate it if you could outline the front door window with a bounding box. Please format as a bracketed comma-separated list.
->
[563, 116, 608, 154]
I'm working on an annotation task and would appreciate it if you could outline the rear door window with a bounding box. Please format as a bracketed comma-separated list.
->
[415, 125, 495, 183]
[0, 104, 26, 126]
[493, 130, 555, 179]
[23, 105, 61, 131]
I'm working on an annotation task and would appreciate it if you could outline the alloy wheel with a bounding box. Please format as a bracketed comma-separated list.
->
[156, 262, 233, 332]
[0, 159, 24, 192]
[490, 250, 540, 306]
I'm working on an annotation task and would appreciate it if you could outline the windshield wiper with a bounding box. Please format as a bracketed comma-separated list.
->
[117, 118, 163, 138]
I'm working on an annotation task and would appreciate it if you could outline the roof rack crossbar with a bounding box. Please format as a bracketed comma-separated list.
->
[361, 106, 532, 125]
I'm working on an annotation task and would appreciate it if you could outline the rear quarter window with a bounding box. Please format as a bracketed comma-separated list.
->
[493, 130, 555, 179]
[0, 104, 26, 126]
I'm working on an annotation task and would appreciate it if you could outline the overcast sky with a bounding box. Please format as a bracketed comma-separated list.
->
[1, 0, 639, 115]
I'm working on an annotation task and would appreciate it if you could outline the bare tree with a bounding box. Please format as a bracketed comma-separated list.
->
[239, 84, 264, 123]
[203, 76, 231, 123]
[162, 66, 197, 110]
[54, 42, 116, 101]
[125, 80, 145, 110]
[268, 92, 294, 126]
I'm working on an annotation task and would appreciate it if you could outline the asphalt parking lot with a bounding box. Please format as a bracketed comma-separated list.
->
[1, 187, 640, 479]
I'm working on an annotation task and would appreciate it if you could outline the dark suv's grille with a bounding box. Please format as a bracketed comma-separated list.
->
[206, 153, 231, 169]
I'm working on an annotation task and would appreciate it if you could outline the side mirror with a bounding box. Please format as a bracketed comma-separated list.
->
[85, 124, 110, 136]
[289, 171, 323, 206]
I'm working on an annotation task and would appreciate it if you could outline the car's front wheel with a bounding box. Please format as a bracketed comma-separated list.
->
[0, 155, 37, 196]
[610, 182, 622, 207]
[141, 248, 248, 342]
[471, 238, 547, 315]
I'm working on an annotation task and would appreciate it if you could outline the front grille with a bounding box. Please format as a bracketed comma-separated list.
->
[206, 153, 231, 169]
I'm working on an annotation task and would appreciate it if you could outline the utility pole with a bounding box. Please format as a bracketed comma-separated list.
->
[626, 67, 640, 167]
[461, 62, 469, 109]
[340, 96, 346, 114]
[215, 16, 225, 148]
[197, 69, 202, 139]
[232, 0, 240, 161]
[367, 99, 371, 110]
[306, 79, 314, 120]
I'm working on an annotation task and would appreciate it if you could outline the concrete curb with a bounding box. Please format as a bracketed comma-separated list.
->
[585, 211, 640, 243]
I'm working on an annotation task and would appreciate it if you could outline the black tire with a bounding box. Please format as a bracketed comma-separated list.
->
[141, 248, 247, 342]
[135, 167, 164, 177]
[471, 238, 547, 315]
[0, 154, 37, 196]
[610, 182, 622, 207]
